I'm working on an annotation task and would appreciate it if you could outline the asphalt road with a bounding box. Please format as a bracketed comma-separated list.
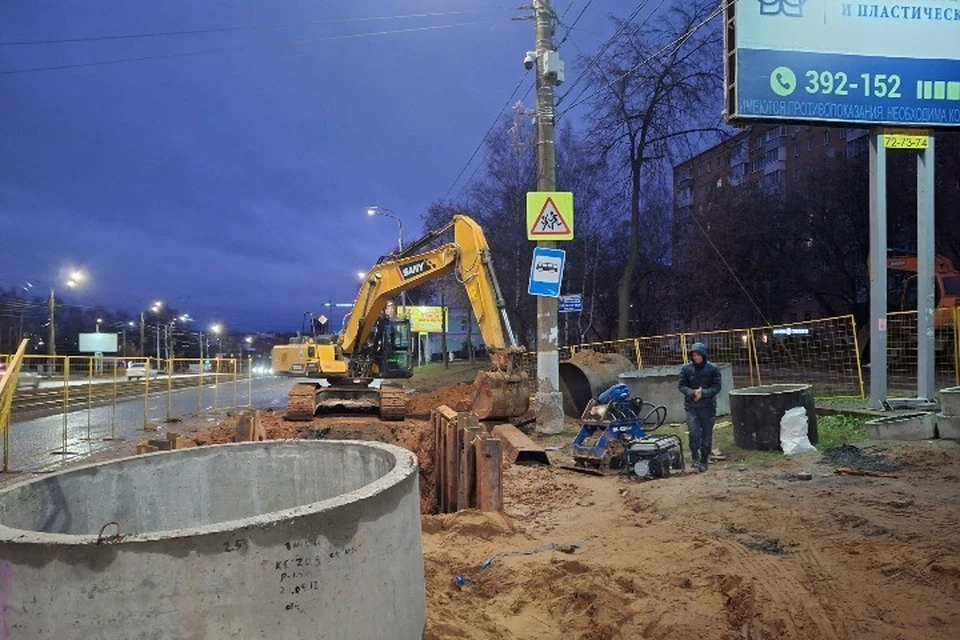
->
[5, 376, 303, 473]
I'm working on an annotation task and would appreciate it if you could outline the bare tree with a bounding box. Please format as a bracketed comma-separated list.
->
[581, 0, 724, 338]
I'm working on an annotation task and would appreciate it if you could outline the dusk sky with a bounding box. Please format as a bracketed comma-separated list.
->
[1, 1, 620, 333]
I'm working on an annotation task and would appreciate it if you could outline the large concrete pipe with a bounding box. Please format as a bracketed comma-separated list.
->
[0, 440, 425, 639]
[559, 350, 635, 417]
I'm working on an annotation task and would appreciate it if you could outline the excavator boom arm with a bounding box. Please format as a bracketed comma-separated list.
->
[341, 214, 519, 356]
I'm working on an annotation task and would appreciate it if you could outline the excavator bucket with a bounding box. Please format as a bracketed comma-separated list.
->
[472, 370, 530, 420]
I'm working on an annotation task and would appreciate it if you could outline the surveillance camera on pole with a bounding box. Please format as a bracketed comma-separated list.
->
[523, 51, 537, 70]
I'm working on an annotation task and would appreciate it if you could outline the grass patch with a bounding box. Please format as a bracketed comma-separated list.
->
[814, 395, 868, 408]
[815, 414, 869, 450]
[406, 361, 486, 392]
[655, 422, 784, 467]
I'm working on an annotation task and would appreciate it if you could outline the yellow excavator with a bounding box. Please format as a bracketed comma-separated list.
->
[273, 214, 529, 422]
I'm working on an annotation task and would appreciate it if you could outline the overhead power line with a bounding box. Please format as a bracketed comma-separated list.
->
[556, 0, 657, 108]
[555, 0, 595, 48]
[0, 20, 506, 76]
[452, 81, 537, 204]
[558, 0, 727, 117]
[442, 72, 533, 202]
[0, 8, 509, 47]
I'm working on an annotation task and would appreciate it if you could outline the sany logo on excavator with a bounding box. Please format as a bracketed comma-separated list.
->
[398, 259, 433, 281]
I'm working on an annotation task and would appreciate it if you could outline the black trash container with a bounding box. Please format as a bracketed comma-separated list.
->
[729, 384, 818, 451]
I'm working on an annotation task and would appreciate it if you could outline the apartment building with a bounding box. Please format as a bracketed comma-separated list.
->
[674, 124, 868, 228]
[672, 124, 871, 328]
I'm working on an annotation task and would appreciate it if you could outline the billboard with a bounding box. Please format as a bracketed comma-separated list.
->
[725, 0, 960, 127]
[405, 306, 448, 333]
[78, 333, 118, 353]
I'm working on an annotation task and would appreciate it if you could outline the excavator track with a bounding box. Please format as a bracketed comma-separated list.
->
[285, 383, 319, 421]
[378, 385, 407, 421]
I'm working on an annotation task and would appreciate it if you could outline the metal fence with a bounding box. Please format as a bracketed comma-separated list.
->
[0, 352, 253, 472]
[516, 311, 960, 399]
[542, 316, 862, 397]
[886, 308, 960, 394]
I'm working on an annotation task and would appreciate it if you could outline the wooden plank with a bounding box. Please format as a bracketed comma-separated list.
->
[432, 409, 445, 513]
[235, 410, 255, 442]
[476, 437, 503, 512]
[436, 405, 459, 422]
[458, 413, 480, 510]
[444, 417, 460, 513]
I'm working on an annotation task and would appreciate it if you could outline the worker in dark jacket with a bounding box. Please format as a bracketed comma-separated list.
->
[678, 342, 722, 472]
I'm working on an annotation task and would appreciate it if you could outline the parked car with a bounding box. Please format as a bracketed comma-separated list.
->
[125, 362, 159, 380]
[0, 363, 41, 390]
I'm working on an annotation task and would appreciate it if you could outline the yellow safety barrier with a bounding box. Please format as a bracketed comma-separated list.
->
[744, 315, 864, 398]
[886, 310, 960, 393]
[1, 354, 254, 472]
[1, 339, 31, 472]
[553, 314, 866, 399]
[955, 307, 960, 386]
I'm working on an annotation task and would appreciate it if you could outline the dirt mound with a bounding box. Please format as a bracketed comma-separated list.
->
[191, 410, 307, 445]
[303, 418, 438, 515]
[568, 348, 633, 367]
[503, 464, 589, 533]
[421, 510, 519, 538]
[407, 382, 474, 417]
[884, 442, 960, 472]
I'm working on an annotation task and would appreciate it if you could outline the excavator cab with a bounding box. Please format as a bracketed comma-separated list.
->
[375, 317, 413, 379]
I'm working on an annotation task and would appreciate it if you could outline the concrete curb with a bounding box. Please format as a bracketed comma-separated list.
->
[865, 412, 937, 441]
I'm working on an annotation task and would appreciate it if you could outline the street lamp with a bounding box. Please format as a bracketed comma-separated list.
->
[125, 321, 135, 355]
[210, 323, 223, 356]
[96, 318, 103, 332]
[151, 301, 163, 360]
[48, 268, 85, 356]
[366, 206, 407, 312]
[167, 314, 192, 360]
[366, 206, 404, 253]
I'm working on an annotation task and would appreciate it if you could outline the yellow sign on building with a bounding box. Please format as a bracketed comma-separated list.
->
[883, 128, 930, 149]
[405, 306, 447, 333]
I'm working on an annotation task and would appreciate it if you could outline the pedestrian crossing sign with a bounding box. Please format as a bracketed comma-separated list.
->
[527, 191, 573, 241]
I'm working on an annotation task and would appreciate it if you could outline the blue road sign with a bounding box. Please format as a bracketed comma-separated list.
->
[559, 293, 582, 313]
[528, 247, 566, 298]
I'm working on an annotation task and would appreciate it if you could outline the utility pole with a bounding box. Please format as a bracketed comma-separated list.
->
[533, 0, 564, 434]
[48, 289, 56, 356]
[140, 312, 146, 357]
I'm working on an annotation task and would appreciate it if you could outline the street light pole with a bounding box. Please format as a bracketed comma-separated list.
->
[367, 206, 407, 313]
[46, 269, 85, 357]
[48, 288, 55, 356]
